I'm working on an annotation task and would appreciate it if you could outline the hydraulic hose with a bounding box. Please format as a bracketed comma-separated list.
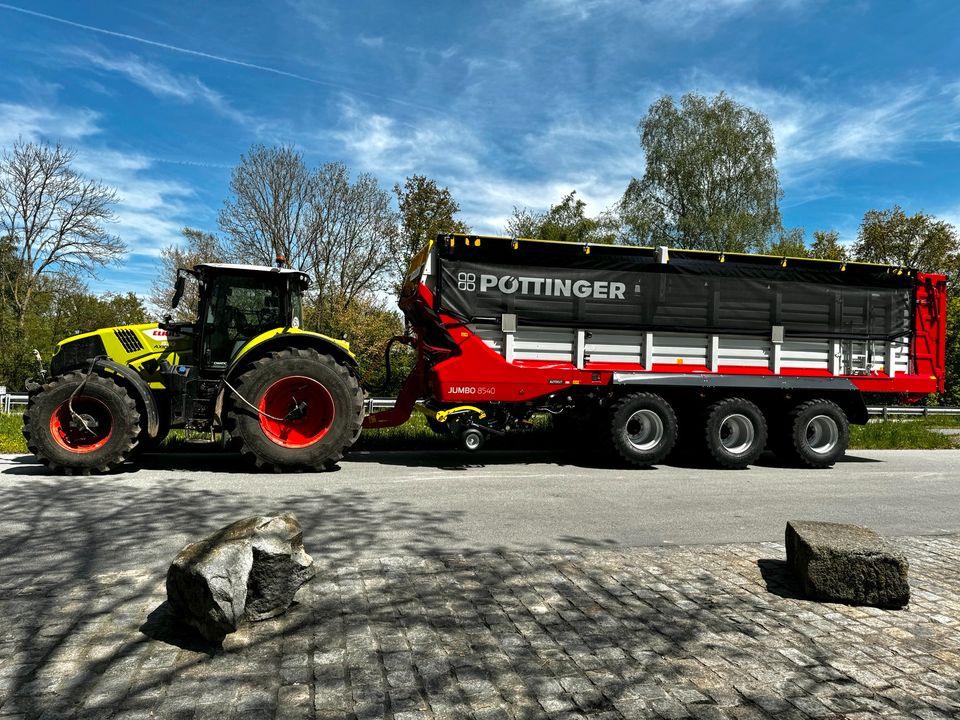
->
[365, 336, 407, 393]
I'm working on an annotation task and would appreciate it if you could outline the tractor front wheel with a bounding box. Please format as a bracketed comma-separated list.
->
[23, 372, 141, 474]
[224, 348, 363, 470]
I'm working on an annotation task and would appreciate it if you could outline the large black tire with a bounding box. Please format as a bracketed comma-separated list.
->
[775, 399, 849, 469]
[609, 392, 678, 467]
[23, 372, 140, 475]
[702, 397, 767, 469]
[223, 348, 362, 470]
[133, 412, 169, 455]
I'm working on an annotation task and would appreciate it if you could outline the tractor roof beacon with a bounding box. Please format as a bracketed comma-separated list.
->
[23, 262, 363, 474]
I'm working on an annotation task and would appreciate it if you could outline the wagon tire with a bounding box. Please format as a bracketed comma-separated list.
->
[703, 397, 767, 469]
[609, 392, 678, 467]
[778, 399, 849, 469]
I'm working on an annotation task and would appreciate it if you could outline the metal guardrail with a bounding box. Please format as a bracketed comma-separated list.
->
[1, 393, 27, 414]
[867, 406, 960, 418]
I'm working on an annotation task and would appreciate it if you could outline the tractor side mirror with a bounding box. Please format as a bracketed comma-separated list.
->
[171, 275, 186, 309]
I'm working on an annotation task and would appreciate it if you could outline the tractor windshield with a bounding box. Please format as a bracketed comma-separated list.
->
[202, 274, 286, 368]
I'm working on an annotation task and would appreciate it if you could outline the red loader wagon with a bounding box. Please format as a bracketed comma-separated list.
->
[365, 234, 948, 469]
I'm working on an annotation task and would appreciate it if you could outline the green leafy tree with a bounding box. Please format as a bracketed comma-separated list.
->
[0, 271, 148, 389]
[811, 230, 845, 260]
[506, 191, 612, 244]
[504, 206, 543, 239]
[393, 175, 468, 285]
[853, 206, 959, 404]
[43, 274, 148, 342]
[765, 227, 809, 258]
[537, 192, 600, 243]
[945, 296, 960, 406]
[303, 292, 409, 392]
[853, 206, 958, 275]
[620, 92, 782, 252]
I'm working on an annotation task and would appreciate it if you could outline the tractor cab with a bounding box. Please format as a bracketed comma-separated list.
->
[169, 263, 310, 372]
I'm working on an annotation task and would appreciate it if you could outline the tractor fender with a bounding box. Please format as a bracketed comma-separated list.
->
[214, 328, 359, 423]
[93, 358, 161, 438]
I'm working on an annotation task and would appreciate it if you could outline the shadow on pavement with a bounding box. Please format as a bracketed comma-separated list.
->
[756, 558, 807, 600]
[2, 474, 955, 718]
[3, 438, 882, 477]
[0, 473, 850, 719]
[139, 601, 220, 656]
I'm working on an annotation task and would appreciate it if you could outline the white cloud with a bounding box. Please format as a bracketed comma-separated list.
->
[327, 65, 960, 239]
[358, 35, 384, 48]
[329, 99, 645, 235]
[71, 147, 197, 255]
[65, 48, 257, 129]
[676, 74, 960, 194]
[285, 0, 334, 32]
[532, 0, 804, 28]
[331, 100, 483, 178]
[939, 204, 960, 231]
[0, 101, 199, 263]
[0, 102, 101, 147]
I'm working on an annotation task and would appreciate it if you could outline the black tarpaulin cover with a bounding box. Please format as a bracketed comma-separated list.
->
[436, 238, 914, 341]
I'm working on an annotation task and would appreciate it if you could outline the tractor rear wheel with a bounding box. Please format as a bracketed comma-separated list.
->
[23, 372, 140, 474]
[224, 348, 363, 470]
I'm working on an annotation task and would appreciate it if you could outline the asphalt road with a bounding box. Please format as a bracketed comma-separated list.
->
[1, 448, 958, 567]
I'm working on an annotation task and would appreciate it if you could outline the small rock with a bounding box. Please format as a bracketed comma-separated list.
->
[785, 520, 909, 609]
[166, 513, 316, 641]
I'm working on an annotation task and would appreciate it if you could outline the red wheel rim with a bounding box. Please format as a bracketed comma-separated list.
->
[258, 376, 335, 448]
[50, 397, 113, 453]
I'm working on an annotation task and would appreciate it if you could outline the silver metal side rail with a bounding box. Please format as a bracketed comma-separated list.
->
[0, 393, 28, 414]
[868, 406, 960, 418]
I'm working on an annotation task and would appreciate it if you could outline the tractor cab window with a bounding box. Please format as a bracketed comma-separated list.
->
[202, 274, 285, 368]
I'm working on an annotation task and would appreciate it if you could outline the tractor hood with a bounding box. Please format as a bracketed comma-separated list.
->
[50, 323, 192, 388]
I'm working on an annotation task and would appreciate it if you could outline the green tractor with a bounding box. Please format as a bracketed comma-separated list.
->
[23, 263, 364, 474]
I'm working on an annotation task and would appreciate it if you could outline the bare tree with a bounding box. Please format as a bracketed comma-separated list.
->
[0, 140, 125, 337]
[218, 145, 314, 272]
[308, 163, 396, 316]
[219, 146, 397, 332]
[149, 227, 229, 321]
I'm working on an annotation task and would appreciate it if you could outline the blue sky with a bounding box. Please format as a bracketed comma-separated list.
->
[1, 0, 958, 297]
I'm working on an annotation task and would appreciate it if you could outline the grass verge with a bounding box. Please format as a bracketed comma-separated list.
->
[849, 417, 958, 450]
[0, 413, 26, 454]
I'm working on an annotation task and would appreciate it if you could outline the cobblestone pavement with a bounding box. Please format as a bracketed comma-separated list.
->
[1, 535, 958, 720]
